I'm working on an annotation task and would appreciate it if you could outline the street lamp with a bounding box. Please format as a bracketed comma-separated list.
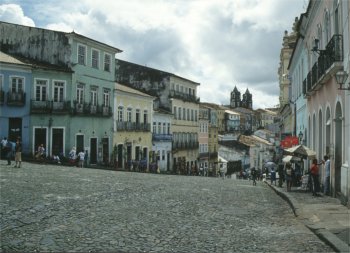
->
[298, 131, 303, 144]
[335, 70, 349, 90]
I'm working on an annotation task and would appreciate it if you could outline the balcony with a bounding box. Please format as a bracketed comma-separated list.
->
[30, 100, 52, 113]
[152, 134, 173, 142]
[72, 101, 112, 117]
[172, 140, 199, 150]
[303, 34, 343, 96]
[52, 101, 71, 113]
[7, 92, 26, 106]
[117, 121, 151, 132]
[169, 90, 200, 103]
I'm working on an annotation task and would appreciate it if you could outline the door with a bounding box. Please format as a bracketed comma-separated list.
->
[9, 118, 22, 142]
[102, 137, 109, 165]
[117, 144, 123, 168]
[76, 135, 84, 154]
[90, 138, 97, 164]
[34, 128, 47, 154]
[52, 128, 64, 156]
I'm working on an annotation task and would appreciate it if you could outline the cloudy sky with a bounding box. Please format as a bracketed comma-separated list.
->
[0, 0, 307, 109]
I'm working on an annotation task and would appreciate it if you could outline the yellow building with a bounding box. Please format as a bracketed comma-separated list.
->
[113, 83, 154, 171]
[170, 75, 200, 174]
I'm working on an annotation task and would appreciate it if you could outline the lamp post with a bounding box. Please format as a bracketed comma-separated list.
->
[298, 131, 303, 145]
[335, 70, 349, 90]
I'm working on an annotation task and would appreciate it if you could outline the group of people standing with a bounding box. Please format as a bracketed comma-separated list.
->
[281, 155, 330, 196]
[1, 137, 22, 168]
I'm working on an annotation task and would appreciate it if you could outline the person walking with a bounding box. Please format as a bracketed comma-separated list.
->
[69, 147, 77, 165]
[251, 167, 257, 186]
[14, 137, 22, 168]
[310, 158, 321, 196]
[270, 167, 276, 186]
[323, 155, 330, 196]
[1, 137, 8, 159]
[77, 150, 85, 168]
[5, 140, 13, 165]
[285, 162, 293, 192]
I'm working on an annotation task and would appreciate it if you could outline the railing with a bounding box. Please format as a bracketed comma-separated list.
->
[152, 134, 173, 141]
[169, 90, 200, 103]
[172, 140, 199, 150]
[117, 121, 151, 131]
[7, 92, 26, 106]
[30, 100, 52, 113]
[303, 34, 343, 95]
[72, 101, 112, 117]
[31, 100, 71, 114]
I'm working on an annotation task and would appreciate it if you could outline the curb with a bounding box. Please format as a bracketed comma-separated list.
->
[265, 181, 349, 253]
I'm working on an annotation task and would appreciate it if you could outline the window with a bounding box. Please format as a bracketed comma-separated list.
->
[183, 108, 186, 120]
[103, 89, 110, 107]
[11, 77, 24, 93]
[178, 107, 181, 120]
[163, 123, 166, 134]
[92, 49, 99, 69]
[77, 83, 84, 104]
[135, 109, 140, 124]
[35, 79, 47, 101]
[144, 110, 148, 124]
[78, 44, 86, 65]
[195, 110, 198, 121]
[53, 81, 65, 102]
[162, 150, 165, 160]
[173, 106, 177, 119]
[158, 122, 162, 134]
[104, 53, 111, 72]
[90, 87, 97, 106]
[118, 106, 123, 122]
[127, 108, 132, 122]
[167, 123, 170, 134]
[187, 109, 190, 121]
[153, 122, 157, 133]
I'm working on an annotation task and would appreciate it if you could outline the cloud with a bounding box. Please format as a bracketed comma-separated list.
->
[0, 4, 35, 26]
[0, 0, 306, 109]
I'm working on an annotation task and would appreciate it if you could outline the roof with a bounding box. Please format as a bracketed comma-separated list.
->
[225, 110, 240, 115]
[0, 51, 73, 73]
[238, 134, 273, 147]
[116, 83, 155, 99]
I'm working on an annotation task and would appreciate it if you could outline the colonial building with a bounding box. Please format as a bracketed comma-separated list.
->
[115, 59, 200, 174]
[0, 22, 122, 165]
[113, 83, 154, 171]
[287, 0, 350, 204]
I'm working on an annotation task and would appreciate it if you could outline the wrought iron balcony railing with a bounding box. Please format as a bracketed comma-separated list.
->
[303, 34, 343, 96]
[152, 134, 173, 141]
[72, 101, 112, 117]
[7, 91, 26, 106]
[169, 90, 200, 103]
[116, 121, 151, 132]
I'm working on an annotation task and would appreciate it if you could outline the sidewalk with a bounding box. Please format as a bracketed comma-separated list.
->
[266, 180, 350, 253]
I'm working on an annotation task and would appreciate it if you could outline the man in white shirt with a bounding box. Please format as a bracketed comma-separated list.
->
[323, 155, 330, 195]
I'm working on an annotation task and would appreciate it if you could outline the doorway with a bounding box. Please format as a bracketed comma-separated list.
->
[9, 118, 22, 141]
[76, 135, 84, 154]
[34, 128, 47, 154]
[52, 128, 64, 156]
[90, 137, 97, 164]
[102, 137, 109, 165]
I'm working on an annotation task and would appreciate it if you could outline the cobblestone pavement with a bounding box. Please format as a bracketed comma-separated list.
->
[1, 162, 334, 252]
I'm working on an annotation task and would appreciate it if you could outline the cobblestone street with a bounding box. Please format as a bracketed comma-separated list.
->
[0, 162, 334, 252]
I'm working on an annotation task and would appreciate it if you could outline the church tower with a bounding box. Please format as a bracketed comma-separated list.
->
[230, 86, 241, 108]
[242, 88, 252, 109]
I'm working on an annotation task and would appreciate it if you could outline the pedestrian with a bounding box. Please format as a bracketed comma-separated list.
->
[77, 150, 85, 168]
[1, 137, 8, 159]
[35, 144, 45, 160]
[270, 167, 276, 186]
[285, 162, 293, 192]
[310, 158, 321, 196]
[251, 167, 257, 186]
[323, 155, 330, 195]
[69, 147, 77, 165]
[5, 140, 14, 165]
[84, 150, 88, 167]
[278, 164, 284, 187]
[14, 137, 22, 168]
